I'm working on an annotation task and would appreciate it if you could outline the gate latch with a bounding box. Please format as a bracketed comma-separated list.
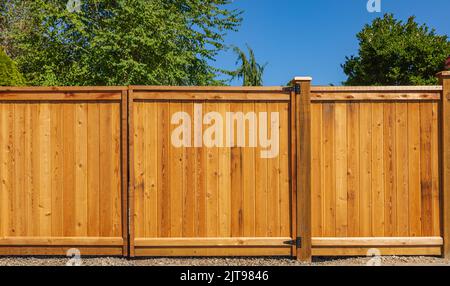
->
[284, 237, 302, 248]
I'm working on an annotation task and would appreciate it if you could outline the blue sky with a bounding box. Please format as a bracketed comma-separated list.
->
[213, 0, 450, 86]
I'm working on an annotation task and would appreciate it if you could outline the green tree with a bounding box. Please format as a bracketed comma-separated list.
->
[342, 14, 450, 85]
[229, 45, 266, 86]
[0, 0, 242, 86]
[0, 47, 25, 86]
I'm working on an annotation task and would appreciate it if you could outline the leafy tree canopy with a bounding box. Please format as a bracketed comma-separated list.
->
[0, 0, 242, 86]
[0, 47, 25, 86]
[342, 14, 450, 85]
[227, 45, 266, 86]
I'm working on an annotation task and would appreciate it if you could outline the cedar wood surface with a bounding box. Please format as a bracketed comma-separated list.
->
[0, 84, 446, 257]
[310, 85, 443, 256]
[129, 87, 295, 257]
[0, 87, 127, 255]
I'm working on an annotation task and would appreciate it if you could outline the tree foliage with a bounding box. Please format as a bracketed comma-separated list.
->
[0, 47, 25, 86]
[228, 45, 266, 86]
[0, 0, 242, 86]
[342, 14, 450, 85]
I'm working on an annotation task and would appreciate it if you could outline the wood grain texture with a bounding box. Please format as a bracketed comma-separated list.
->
[296, 79, 312, 261]
[311, 99, 441, 239]
[0, 89, 126, 255]
[131, 90, 292, 256]
[440, 73, 450, 258]
[0, 84, 445, 258]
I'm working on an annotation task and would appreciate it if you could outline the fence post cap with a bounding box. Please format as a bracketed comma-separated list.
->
[293, 76, 313, 81]
[437, 71, 450, 78]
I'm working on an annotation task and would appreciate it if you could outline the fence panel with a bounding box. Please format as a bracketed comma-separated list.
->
[129, 86, 296, 256]
[0, 87, 128, 256]
[1, 82, 447, 258]
[309, 86, 443, 256]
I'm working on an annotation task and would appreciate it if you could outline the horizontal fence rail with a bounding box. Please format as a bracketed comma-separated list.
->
[0, 72, 449, 260]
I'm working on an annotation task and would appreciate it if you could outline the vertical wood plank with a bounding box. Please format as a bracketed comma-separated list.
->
[420, 103, 433, 236]
[279, 103, 291, 237]
[205, 103, 219, 237]
[254, 102, 267, 237]
[128, 90, 136, 256]
[194, 102, 207, 237]
[231, 103, 244, 237]
[218, 102, 232, 237]
[431, 102, 440, 236]
[322, 103, 336, 237]
[383, 103, 397, 236]
[111, 104, 122, 237]
[28, 105, 36, 236]
[335, 103, 347, 237]
[0, 104, 10, 237]
[7, 104, 14, 236]
[158, 102, 170, 237]
[170, 102, 184, 237]
[62, 104, 76, 237]
[372, 103, 384, 237]
[50, 104, 63, 237]
[396, 103, 409, 236]
[87, 103, 100, 237]
[347, 103, 360, 237]
[13, 104, 26, 236]
[181, 103, 195, 237]
[359, 103, 372, 237]
[24, 104, 34, 236]
[311, 104, 322, 237]
[75, 103, 88, 236]
[241, 102, 256, 237]
[145, 102, 158, 238]
[408, 103, 422, 236]
[39, 104, 51, 236]
[120, 91, 128, 255]
[267, 103, 280, 236]
[99, 104, 113, 237]
[133, 102, 144, 238]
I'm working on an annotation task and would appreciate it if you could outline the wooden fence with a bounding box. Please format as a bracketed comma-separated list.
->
[0, 72, 450, 261]
[310, 86, 442, 256]
[0, 87, 128, 255]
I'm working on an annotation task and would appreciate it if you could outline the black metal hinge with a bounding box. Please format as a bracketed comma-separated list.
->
[284, 237, 302, 248]
[284, 83, 301, 95]
[294, 83, 301, 95]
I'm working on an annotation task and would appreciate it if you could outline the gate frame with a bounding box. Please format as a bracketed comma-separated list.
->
[127, 85, 311, 258]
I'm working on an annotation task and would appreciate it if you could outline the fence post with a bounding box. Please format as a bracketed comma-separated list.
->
[121, 89, 129, 256]
[439, 71, 450, 258]
[293, 76, 312, 261]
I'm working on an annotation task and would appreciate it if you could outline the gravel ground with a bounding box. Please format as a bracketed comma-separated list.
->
[0, 256, 449, 266]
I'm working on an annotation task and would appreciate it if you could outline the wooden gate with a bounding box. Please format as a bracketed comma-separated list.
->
[128, 85, 309, 257]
